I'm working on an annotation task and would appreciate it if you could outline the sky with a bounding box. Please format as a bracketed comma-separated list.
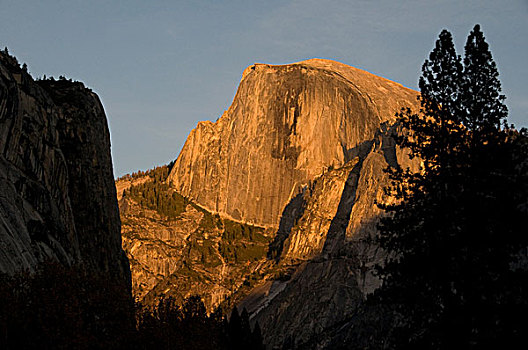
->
[1, 0, 527, 177]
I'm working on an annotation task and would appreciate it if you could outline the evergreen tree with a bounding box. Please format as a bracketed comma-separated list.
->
[251, 321, 265, 350]
[417, 29, 464, 175]
[224, 306, 265, 350]
[461, 24, 508, 133]
[420, 30, 462, 120]
[240, 308, 252, 347]
[227, 306, 244, 350]
[372, 26, 528, 349]
[392, 30, 467, 212]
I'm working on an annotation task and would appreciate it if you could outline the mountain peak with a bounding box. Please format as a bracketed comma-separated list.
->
[243, 58, 413, 90]
[169, 59, 419, 227]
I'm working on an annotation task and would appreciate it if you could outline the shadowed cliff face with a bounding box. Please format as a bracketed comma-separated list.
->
[168, 59, 418, 228]
[0, 51, 129, 287]
[243, 124, 421, 349]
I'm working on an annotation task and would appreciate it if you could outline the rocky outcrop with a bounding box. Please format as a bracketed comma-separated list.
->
[168, 59, 418, 228]
[0, 51, 129, 287]
[120, 195, 205, 301]
[117, 170, 275, 310]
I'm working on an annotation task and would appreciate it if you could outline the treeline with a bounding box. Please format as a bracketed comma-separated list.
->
[117, 162, 175, 182]
[138, 296, 264, 350]
[0, 263, 264, 349]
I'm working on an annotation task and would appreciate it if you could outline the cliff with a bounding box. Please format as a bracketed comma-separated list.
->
[168, 59, 418, 228]
[0, 50, 129, 287]
[242, 124, 421, 348]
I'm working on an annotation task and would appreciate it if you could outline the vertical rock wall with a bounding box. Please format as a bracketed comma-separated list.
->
[0, 51, 129, 287]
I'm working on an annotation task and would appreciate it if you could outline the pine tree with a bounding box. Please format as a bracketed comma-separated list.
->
[251, 321, 265, 350]
[461, 24, 508, 134]
[227, 306, 243, 350]
[393, 30, 467, 208]
[372, 26, 528, 348]
[240, 308, 252, 347]
[418, 29, 464, 175]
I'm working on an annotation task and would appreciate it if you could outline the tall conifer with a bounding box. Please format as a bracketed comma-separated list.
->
[461, 24, 508, 133]
[372, 26, 528, 348]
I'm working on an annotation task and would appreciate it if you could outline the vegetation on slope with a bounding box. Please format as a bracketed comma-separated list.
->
[119, 163, 275, 311]
[123, 165, 189, 220]
[122, 164, 271, 265]
[137, 296, 264, 350]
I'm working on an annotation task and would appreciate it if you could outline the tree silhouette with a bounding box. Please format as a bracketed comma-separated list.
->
[251, 321, 265, 350]
[0, 262, 135, 350]
[134, 297, 264, 349]
[461, 24, 508, 133]
[372, 25, 528, 349]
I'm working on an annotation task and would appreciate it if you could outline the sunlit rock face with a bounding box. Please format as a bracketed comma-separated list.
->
[0, 51, 130, 287]
[168, 59, 418, 228]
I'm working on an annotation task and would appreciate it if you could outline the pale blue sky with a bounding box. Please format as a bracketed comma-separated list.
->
[1, 0, 527, 176]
